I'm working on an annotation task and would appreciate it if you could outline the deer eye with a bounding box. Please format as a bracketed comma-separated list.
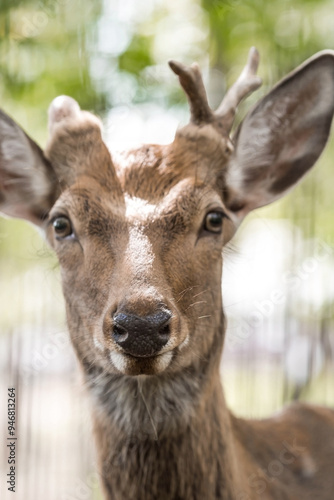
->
[52, 216, 73, 239]
[204, 211, 224, 234]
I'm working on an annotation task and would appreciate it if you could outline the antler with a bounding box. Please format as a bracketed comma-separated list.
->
[169, 47, 262, 135]
[168, 60, 213, 125]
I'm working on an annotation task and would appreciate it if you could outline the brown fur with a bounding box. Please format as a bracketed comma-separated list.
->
[1, 50, 334, 499]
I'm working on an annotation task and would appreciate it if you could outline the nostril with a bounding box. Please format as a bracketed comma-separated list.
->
[158, 322, 170, 341]
[153, 310, 172, 327]
[112, 323, 129, 344]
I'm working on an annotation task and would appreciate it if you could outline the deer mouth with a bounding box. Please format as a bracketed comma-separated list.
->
[110, 349, 174, 376]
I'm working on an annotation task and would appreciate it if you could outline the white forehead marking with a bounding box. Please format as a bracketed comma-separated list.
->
[125, 195, 157, 219]
[124, 224, 155, 274]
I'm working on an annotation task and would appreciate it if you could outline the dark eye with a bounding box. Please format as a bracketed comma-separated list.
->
[204, 211, 224, 234]
[52, 216, 73, 239]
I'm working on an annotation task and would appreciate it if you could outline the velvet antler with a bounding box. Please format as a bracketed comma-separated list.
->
[169, 47, 262, 134]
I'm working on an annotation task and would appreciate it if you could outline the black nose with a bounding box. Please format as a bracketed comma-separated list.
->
[112, 310, 172, 357]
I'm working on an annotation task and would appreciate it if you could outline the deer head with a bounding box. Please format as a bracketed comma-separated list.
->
[1, 49, 334, 379]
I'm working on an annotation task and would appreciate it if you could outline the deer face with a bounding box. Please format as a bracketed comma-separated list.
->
[45, 113, 235, 376]
[1, 49, 334, 377]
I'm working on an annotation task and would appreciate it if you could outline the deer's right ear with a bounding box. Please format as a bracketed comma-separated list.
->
[225, 52, 334, 220]
[0, 110, 59, 226]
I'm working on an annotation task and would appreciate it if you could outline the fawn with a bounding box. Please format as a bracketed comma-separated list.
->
[1, 48, 334, 499]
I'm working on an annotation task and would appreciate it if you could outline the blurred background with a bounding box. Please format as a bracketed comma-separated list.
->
[1, 0, 334, 498]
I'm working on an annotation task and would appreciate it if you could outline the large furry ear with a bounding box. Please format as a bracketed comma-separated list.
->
[0, 110, 59, 226]
[225, 51, 334, 219]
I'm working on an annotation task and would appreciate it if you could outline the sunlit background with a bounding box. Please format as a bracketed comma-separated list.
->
[1, 0, 334, 499]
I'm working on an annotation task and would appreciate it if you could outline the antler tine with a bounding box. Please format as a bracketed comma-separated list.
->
[215, 47, 262, 132]
[169, 60, 213, 125]
[169, 48, 261, 134]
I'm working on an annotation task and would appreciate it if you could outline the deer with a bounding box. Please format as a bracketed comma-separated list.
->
[1, 46, 334, 500]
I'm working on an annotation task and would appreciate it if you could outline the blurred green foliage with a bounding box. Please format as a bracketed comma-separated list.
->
[119, 34, 154, 74]
[202, 0, 332, 74]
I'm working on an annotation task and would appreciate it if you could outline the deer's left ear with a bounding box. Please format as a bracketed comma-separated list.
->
[225, 52, 334, 218]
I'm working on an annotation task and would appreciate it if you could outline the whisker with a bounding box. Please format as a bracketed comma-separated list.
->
[185, 300, 207, 311]
[192, 288, 211, 299]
